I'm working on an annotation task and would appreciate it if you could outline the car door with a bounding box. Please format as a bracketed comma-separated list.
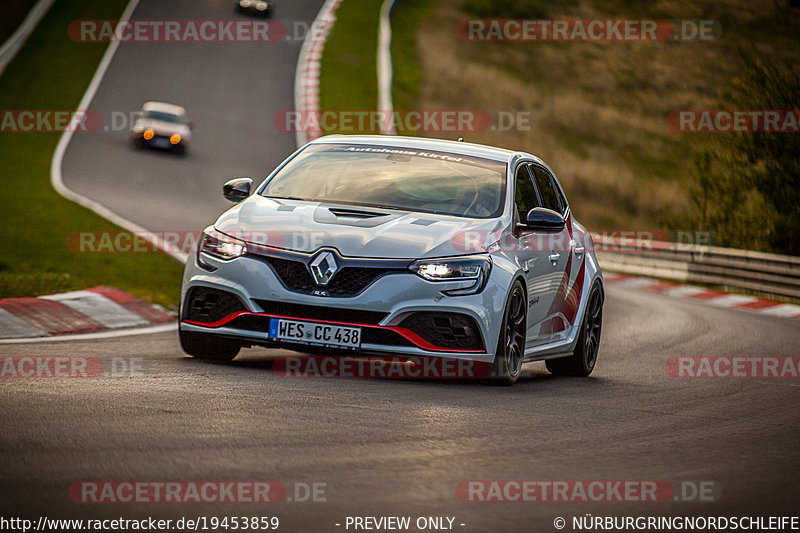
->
[509, 163, 557, 348]
[528, 164, 573, 343]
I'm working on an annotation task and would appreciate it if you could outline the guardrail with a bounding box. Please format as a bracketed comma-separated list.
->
[592, 234, 800, 303]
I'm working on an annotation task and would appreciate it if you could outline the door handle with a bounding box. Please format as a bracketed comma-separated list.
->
[570, 239, 585, 258]
[548, 253, 560, 265]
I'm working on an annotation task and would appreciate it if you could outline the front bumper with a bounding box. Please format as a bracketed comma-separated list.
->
[180, 250, 509, 362]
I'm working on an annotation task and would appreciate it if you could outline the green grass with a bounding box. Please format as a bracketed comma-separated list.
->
[317, 0, 431, 136]
[0, 0, 184, 310]
[318, 0, 380, 134]
[390, 0, 431, 132]
[385, 0, 800, 241]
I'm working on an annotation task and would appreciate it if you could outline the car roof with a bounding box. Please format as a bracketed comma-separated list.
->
[142, 101, 187, 116]
[309, 134, 541, 164]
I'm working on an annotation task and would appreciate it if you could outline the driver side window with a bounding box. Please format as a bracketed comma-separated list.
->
[514, 164, 541, 224]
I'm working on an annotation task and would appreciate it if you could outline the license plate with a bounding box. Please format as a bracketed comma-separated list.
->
[268, 318, 361, 349]
[152, 137, 169, 148]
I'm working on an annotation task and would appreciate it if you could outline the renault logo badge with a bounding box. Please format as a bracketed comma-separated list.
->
[309, 251, 338, 286]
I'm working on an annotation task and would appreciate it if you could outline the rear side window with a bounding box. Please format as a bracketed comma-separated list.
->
[514, 164, 540, 223]
[531, 165, 566, 214]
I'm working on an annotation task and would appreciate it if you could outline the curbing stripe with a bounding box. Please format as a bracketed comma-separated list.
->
[758, 304, 800, 318]
[736, 300, 784, 311]
[0, 322, 177, 344]
[0, 298, 105, 335]
[688, 290, 728, 301]
[664, 285, 709, 298]
[604, 272, 800, 320]
[0, 287, 174, 339]
[42, 290, 149, 329]
[0, 308, 48, 338]
[293, 0, 344, 147]
[704, 294, 758, 308]
[86, 286, 174, 324]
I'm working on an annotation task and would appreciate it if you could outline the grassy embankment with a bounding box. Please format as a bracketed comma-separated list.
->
[320, 0, 800, 245]
[0, 0, 184, 309]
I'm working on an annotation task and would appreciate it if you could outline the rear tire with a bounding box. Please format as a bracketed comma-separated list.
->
[546, 282, 603, 377]
[179, 327, 240, 362]
[489, 280, 527, 385]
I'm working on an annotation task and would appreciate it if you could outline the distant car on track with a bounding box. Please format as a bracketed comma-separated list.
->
[179, 135, 604, 384]
[236, 0, 274, 17]
[130, 101, 191, 155]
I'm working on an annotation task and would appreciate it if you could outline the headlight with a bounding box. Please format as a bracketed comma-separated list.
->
[240, 0, 252, 7]
[255, 1, 268, 9]
[142, 129, 154, 140]
[409, 255, 491, 295]
[170, 133, 181, 145]
[198, 227, 247, 268]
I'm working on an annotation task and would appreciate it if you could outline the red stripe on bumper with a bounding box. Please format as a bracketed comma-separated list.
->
[183, 311, 485, 354]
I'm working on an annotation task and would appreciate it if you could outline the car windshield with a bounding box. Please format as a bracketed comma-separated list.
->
[260, 144, 507, 218]
[143, 110, 184, 123]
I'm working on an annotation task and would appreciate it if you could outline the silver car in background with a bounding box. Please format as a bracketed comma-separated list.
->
[179, 135, 604, 384]
[130, 101, 191, 154]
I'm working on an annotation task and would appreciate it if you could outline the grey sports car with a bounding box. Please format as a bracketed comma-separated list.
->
[179, 135, 604, 384]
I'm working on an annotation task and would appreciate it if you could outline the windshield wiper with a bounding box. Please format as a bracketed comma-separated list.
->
[263, 195, 307, 201]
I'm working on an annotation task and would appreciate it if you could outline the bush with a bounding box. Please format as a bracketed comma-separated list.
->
[686, 47, 800, 255]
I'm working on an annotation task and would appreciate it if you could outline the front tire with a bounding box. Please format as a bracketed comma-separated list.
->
[546, 282, 603, 377]
[179, 327, 240, 362]
[490, 280, 527, 385]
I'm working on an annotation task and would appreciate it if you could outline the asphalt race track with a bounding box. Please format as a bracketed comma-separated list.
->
[3, 0, 800, 531]
[1, 285, 799, 531]
[61, 0, 323, 232]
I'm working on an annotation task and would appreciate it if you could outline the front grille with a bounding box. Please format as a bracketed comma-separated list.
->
[257, 256, 403, 297]
[252, 300, 388, 325]
[184, 286, 247, 323]
[399, 312, 484, 351]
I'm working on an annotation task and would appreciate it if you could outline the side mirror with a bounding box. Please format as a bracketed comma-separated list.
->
[223, 178, 253, 203]
[525, 207, 566, 230]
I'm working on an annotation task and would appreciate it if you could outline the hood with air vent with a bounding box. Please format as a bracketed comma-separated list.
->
[213, 195, 505, 258]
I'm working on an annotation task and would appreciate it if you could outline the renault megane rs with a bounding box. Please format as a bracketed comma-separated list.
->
[179, 135, 604, 384]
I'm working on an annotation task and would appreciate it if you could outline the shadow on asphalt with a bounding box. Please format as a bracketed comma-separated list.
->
[177, 352, 611, 391]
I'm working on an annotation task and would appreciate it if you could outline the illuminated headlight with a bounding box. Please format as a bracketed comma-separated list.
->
[142, 129, 154, 140]
[170, 133, 181, 145]
[239, 0, 252, 7]
[198, 227, 247, 268]
[255, 1, 268, 10]
[409, 255, 491, 295]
